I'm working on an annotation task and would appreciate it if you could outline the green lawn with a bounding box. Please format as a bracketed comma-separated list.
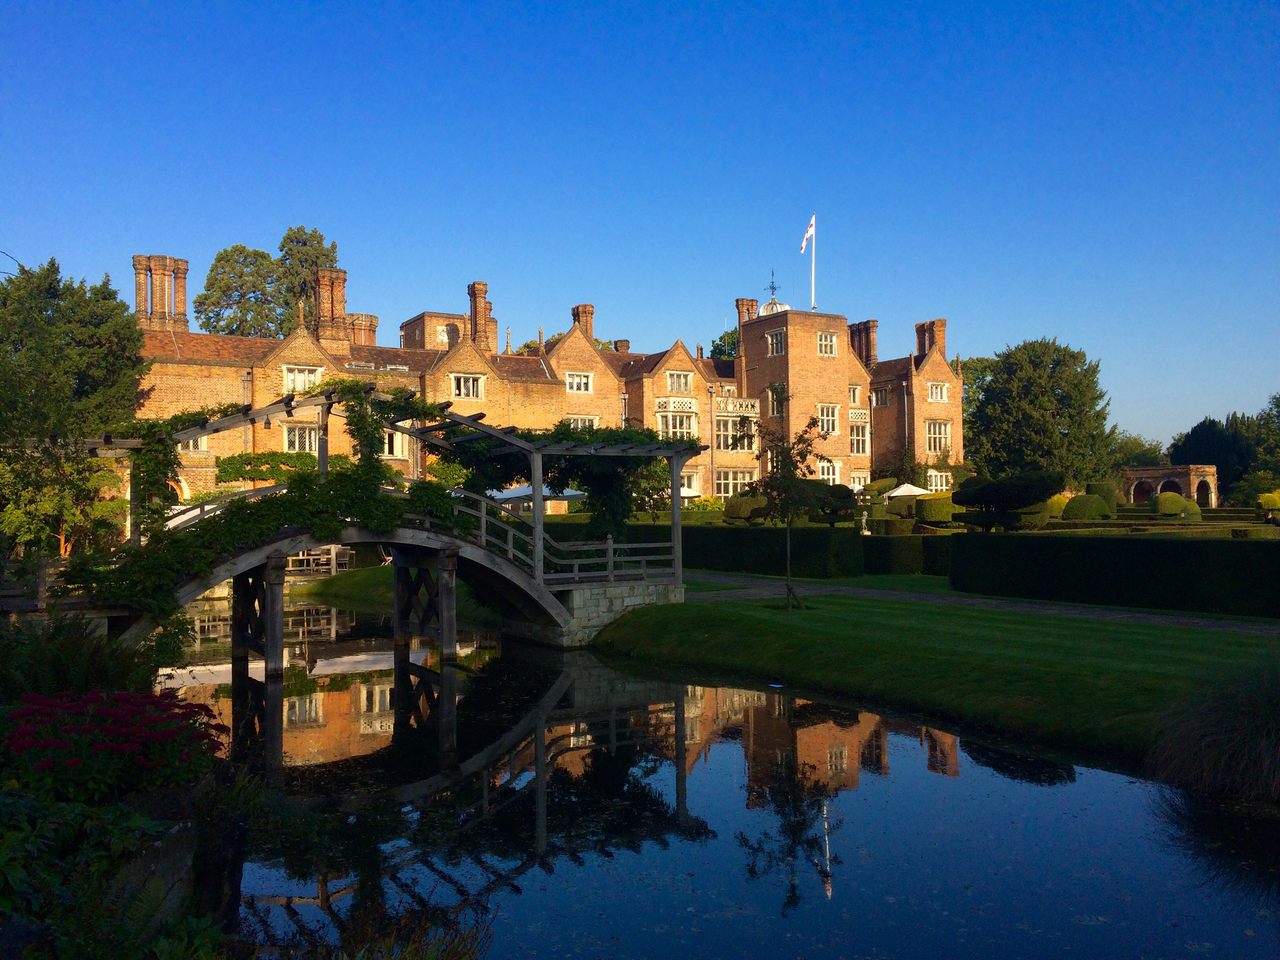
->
[593, 594, 1278, 767]
[291, 566, 502, 628]
[827, 573, 953, 594]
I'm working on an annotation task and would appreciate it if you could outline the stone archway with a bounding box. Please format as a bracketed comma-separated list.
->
[1195, 480, 1212, 507]
[1159, 479, 1183, 496]
[1132, 480, 1155, 504]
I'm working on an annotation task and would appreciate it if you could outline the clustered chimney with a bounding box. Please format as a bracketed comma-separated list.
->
[349, 313, 379, 346]
[850, 319, 879, 368]
[132, 255, 190, 332]
[914, 319, 946, 360]
[613, 339, 630, 353]
[314, 267, 351, 354]
[571, 303, 595, 341]
[467, 281, 496, 352]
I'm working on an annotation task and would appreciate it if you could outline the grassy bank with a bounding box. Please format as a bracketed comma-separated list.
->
[593, 594, 1278, 767]
[291, 566, 503, 629]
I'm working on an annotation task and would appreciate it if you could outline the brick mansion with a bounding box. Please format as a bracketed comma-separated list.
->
[130, 254, 964, 501]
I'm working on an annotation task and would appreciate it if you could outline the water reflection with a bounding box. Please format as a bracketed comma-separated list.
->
[166, 599, 1280, 957]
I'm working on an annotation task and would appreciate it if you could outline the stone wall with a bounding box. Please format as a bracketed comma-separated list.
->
[554, 581, 686, 648]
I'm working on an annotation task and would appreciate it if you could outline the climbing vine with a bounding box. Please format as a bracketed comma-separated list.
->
[440, 421, 691, 540]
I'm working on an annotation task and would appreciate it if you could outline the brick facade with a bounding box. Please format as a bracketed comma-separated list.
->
[134, 254, 964, 500]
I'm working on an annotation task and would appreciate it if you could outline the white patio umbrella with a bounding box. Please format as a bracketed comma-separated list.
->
[885, 483, 930, 498]
[485, 484, 587, 504]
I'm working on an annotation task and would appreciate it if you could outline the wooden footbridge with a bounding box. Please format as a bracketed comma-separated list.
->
[72, 389, 705, 655]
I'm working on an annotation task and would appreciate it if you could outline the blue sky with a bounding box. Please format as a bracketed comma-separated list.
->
[3, 1, 1276, 443]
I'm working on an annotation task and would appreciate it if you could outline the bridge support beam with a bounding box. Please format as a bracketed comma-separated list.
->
[392, 548, 459, 658]
[229, 553, 287, 770]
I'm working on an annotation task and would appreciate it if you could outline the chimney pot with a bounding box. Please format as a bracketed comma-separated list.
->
[613, 339, 630, 353]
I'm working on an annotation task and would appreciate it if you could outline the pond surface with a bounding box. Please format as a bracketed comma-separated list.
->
[168, 598, 1280, 959]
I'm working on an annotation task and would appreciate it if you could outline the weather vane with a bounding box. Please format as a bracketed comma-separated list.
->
[765, 270, 779, 299]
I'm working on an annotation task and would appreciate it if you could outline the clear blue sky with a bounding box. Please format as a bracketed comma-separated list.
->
[3, 1, 1276, 443]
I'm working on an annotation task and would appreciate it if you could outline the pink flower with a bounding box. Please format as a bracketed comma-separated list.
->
[33, 759, 55, 771]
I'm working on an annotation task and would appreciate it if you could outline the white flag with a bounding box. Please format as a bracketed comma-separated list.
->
[800, 214, 815, 253]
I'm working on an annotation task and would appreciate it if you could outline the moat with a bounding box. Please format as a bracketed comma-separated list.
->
[166, 599, 1280, 959]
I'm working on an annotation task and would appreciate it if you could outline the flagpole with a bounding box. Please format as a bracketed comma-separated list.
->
[810, 217, 816, 310]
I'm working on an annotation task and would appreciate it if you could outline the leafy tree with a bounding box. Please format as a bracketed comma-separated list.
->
[952, 470, 1064, 532]
[1252, 393, 1280, 476]
[193, 245, 285, 338]
[0, 261, 146, 558]
[1169, 413, 1257, 495]
[952, 355, 995, 464]
[710, 328, 739, 360]
[1111, 430, 1168, 468]
[277, 225, 338, 334]
[967, 339, 1115, 487]
[747, 411, 829, 609]
[1227, 469, 1280, 508]
[514, 332, 614, 355]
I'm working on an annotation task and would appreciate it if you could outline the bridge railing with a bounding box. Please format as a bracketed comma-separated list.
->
[162, 484, 677, 587]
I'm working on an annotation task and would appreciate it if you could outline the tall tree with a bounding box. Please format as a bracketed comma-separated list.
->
[0, 261, 147, 557]
[967, 338, 1114, 487]
[193, 245, 285, 338]
[710, 328, 739, 360]
[1111, 430, 1167, 468]
[1169, 414, 1257, 493]
[952, 355, 996, 469]
[277, 225, 338, 334]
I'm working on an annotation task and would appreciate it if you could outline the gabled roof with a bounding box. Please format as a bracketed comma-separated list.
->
[258, 327, 344, 370]
[348, 343, 445, 373]
[141, 330, 280, 365]
[697, 357, 735, 380]
[871, 356, 916, 381]
[492, 353, 558, 383]
[602, 348, 664, 378]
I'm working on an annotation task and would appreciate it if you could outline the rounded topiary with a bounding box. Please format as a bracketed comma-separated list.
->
[886, 496, 917, 518]
[1085, 482, 1118, 507]
[1150, 491, 1201, 521]
[1046, 492, 1070, 518]
[1258, 491, 1280, 511]
[1061, 493, 1112, 521]
[916, 491, 956, 524]
[864, 477, 898, 497]
[1009, 500, 1050, 530]
[724, 494, 766, 524]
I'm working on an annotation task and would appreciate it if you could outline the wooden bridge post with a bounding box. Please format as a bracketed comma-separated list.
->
[534, 712, 548, 856]
[317, 400, 330, 477]
[263, 553, 286, 681]
[229, 572, 252, 760]
[674, 689, 688, 821]
[438, 548, 458, 660]
[668, 453, 691, 583]
[437, 659, 459, 769]
[530, 450, 545, 582]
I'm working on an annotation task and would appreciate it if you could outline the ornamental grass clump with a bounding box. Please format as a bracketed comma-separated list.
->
[3, 689, 227, 804]
[1146, 655, 1280, 805]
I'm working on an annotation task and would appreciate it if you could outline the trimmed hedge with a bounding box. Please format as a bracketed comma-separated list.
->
[950, 534, 1280, 617]
[1085, 482, 1118, 506]
[1061, 494, 1112, 521]
[864, 536, 924, 575]
[922, 535, 951, 576]
[1150, 491, 1201, 520]
[916, 491, 956, 523]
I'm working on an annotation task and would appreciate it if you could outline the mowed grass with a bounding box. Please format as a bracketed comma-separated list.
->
[291, 566, 502, 628]
[594, 595, 1278, 766]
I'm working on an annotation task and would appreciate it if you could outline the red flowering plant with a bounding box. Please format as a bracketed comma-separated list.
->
[1, 689, 229, 805]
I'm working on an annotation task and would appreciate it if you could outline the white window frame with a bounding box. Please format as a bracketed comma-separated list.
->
[721, 384, 737, 398]
[285, 424, 319, 454]
[566, 372, 594, 393]
[659, 412, 697, 440]
[715, 416, 757, 452]
[848, 385, 861, 406]
[850, 423, 868, 456]
[850, 472, 870, 490]
[666, 371, 693, 394]
[435, 325, 451, 346]
[927, 469, 952, 492]
[283, 365, 322, 395]
[817, 331, 837, 357]
[817, 404, 839, 435]
[928, 382, 948, 403]
[178, 435, 208, 453]
[926, 419, 951, 455]
[818, 460, 839, 485]
[679, 472, 699, 498]
[565, 416, 599, 431]
[450, 373, 484, 399]
[380, 430, 403, 459]
[715, 469, 756, 498]
[766, 329, 785, 357]
[768, 390, 784, 417]
[872, 386, 889, 407]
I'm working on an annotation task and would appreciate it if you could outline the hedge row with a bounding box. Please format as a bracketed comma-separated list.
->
[950, 534, 1280, 618]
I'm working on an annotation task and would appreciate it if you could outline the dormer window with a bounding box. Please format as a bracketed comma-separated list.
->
[284, 365, 322, 394]
[451, 374, 484, 399]
[667, 371, 692, 394]
[566, 372, 593, 393]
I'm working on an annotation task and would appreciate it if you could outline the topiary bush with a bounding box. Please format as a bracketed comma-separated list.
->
[1046, 493, 1069, 518]
[723, 493, 767, 524]
[916, 491, 956, 524]
[864, 477, 897, 497]
[1061, 493, 1113, 521]
[885, 495, 916, 519]
[1150, 492, 1201, 521]
[1085, 482, 1118, 507]
[1258, 491, 1280, 511]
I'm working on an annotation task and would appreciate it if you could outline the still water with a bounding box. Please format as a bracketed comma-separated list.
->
[168, 599, 1279, 959]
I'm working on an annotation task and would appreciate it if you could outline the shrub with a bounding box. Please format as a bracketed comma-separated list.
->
[2, 690, 226, 804]
[1061, 494, 1112, 521]
[1085, 482, 1118, 507]
[916, 492, 956, 524]
[885, 496, 916, 519]
[1258, 492, 1280, 511]
[864, 535, 924, 574]
[863, 477, 897, 497]
[1046, 493, 1069, 518]
[1146, 655, 1280, 803]
[0, 617, 161, 700]
[723, 493, 766, 524]
[922, 534, 951, 576]
[1152, 491, 1198, 522]
[1009, 501, 1051, 531]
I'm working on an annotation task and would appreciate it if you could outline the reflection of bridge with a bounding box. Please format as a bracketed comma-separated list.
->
[80, 392, 705, 651]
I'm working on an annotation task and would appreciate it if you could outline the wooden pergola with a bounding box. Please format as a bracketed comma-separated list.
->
[83, 390, 706, 580]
